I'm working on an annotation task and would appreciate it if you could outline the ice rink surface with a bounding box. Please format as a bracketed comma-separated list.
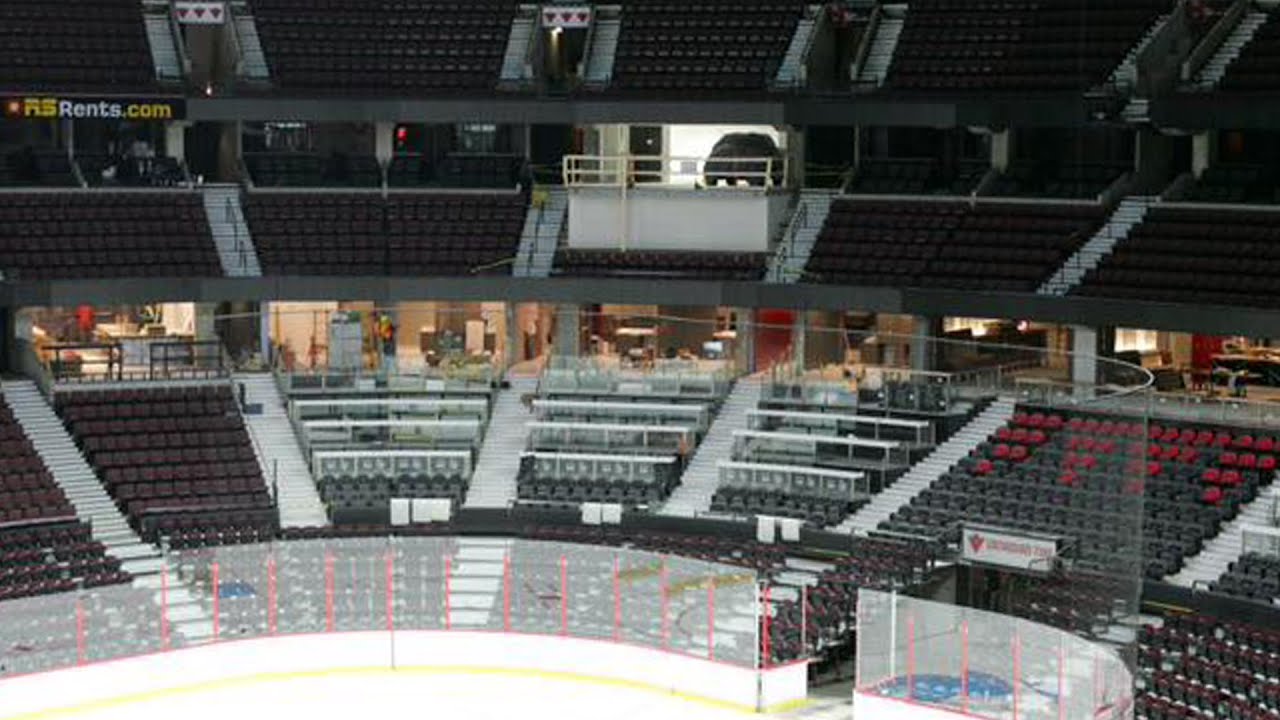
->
[34, 669, 850, 720]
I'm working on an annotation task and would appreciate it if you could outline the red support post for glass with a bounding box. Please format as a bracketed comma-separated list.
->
[502, 553, 512, 632]
[907, 614, 916, 699]
[612, 556, 621, 642]
[75, 599, 86, 665]
[660, 556, 670, 650]
[161, 564, 170, 651]
[1013, 632, 1022, 720]
[761, 584, 772, 668]
[385, 551, 395, 632]
[211, 561, 221, 641]
[324, 552, 335, 633]
[801, 584, 808, 656]
[707, 578, 715, 661]
[961, 620, 970, 714]
[559, 554, 568, 636]
[444, 554, 452, 631]
[267, 556, 278, 635]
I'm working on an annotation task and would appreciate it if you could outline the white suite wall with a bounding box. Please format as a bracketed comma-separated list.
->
[0, 632, 809, 719]
[567, 187, 789, 252]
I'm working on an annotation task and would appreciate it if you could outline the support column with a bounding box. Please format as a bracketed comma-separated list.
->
[260, 303, 273, 368]
[791, 311, 808, 369]
[1192, 131, 1215, 178]
[375, 122, 394, 167]
[1071, 325, 1099, 388]
[991, 130, 1012, 172]
[736, 308, 756, 375]
[165, 122, 187, 166]
[910, 315, 939, 372]
[504, 303, 519, 372]
[553, 304, 580, 357]
[785, 128, 805, 189]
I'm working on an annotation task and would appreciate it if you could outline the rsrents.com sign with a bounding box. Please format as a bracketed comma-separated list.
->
[4, 97, 185, 120]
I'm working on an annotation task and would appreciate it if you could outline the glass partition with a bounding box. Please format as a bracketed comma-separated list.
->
[527, 421, 694, 455]
[290, 397, 490, 424]
[531, 398, 712, 434]
[856, 590, 1133, 720]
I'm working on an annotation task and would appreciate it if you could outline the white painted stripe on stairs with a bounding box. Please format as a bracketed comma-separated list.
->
[834, 397, 1018, 534]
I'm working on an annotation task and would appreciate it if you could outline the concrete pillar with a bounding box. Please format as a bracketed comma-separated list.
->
[1071, 325, 1099, 388]
[375, 121, 394, 166]
[785, 127, 805, 189]
[736, 308, 756, 375]
[791, 310, 808, 369]
[991, 130, 1011, 172]
[504, 303, 519, 372]
[260, 304, 273, 367]
[165, 122, 187, 165]
[553, 304, 580, 357]
[1192, 131, 1215, 178]
[910, 315, 937, 372]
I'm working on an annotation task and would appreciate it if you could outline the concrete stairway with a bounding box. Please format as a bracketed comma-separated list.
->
[659, 378, 761, 518]
[143, 13, 184, 82]
[1194, 11, 1269, 90]
[1037, 196, 1156, 296]
[231, 6, 271, 81]
[464, 378, 537, 509]
[235, 373, 327, 528]
[767, 189, 835, 283]
[1168, 484, 1280, 588]
[499, 5, 538, 87]
[583, 6, 622, 88]
[1107, 14, 1168, 90]
[773, 6, 820, 89]
[856, 6, 905, 86]
[513, 189, 567, 278]
[202, 184, 262, 277]
[445, 537, 508, 629]
[835, 397, 1017, 534]
[0, 381, 163, 575]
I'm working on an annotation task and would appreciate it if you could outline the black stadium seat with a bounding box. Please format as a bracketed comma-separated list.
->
[0, 192, 222, 280]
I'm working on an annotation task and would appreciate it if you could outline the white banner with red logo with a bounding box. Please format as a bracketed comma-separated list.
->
[174, 1, 226, 25]
[541, 6, 592, 28]
[961, 525, 1059, 573]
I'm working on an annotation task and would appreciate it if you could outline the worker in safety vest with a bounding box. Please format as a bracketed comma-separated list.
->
[377, 313, 396, 373]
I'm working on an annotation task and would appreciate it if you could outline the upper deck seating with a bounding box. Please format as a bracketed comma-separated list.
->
[251, 0, 516, 94]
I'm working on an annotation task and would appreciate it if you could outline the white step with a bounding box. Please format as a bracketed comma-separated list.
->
[464, 377, 538, 508]
[235, 373, 327, 527]
[203, 185, 262, 277]
[1194, 12, 1269, 90]
[0, 381, 160, 571]
[773, 8, 820, 89]
[233, 14, 272, 80]
[144, 14, 184, 81]
[513, 189, 567, 278]
[1106, 14, 1167, 90]
[768, 189, 836, 283]
[1167, 487, 1280, 588]
[856, 7, 905, 86]
[499, 7, 538, 84]
[583, 10, 622, 87]
[834, 398, 1018, 534]
[659, 379, 763, 517]
[1037, 197, 1156, 296]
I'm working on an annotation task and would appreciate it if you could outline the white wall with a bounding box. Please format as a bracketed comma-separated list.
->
[567, 187, 787, 252]
[0, 632, 809, 719]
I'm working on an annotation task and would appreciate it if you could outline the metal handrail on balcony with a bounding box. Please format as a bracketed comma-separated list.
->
[562, 154, 788, 189]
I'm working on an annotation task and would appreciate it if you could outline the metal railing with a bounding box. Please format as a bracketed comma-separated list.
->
[563, 154, 788, 189]
[769, 198, 809, 282]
